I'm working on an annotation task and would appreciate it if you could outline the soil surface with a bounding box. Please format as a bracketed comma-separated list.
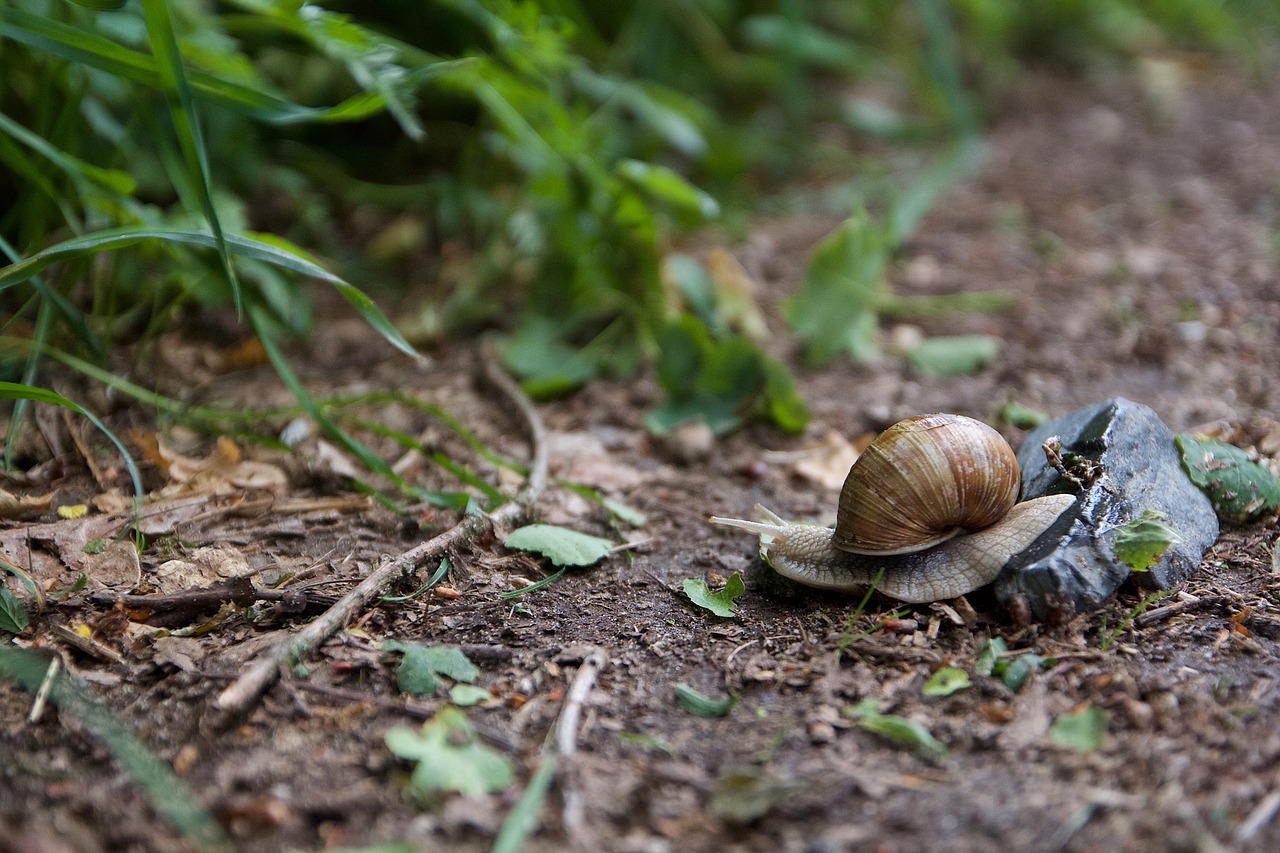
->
[3, 67, 1280, 853]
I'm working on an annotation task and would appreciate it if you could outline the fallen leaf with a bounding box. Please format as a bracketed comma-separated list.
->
[132, 432, 288, 494]
[503, 524, 613, 567]
[683, 573, 745, 618]
[385, 708, 513, 800]
[786, 429, 862, 491]
[1050, 706, 1108, 752]
[384, 641, 480, 697]
[674, 683, 737, 718]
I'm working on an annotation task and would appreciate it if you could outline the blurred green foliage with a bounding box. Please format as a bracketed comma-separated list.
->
[1, 0, 1275, 446]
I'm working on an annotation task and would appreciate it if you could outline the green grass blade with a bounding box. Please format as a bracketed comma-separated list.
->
[491, 751, 558, 853]
[0, 8, 398, 125]
[65, 0, 128, 9]
[246, 305, 431, 505]
[0, 110, 136, 196]
[0, 648, 231, 851]
[0, 382, 143, 507]
[0, 226, 418, 358]
[141, 0, 242, 314]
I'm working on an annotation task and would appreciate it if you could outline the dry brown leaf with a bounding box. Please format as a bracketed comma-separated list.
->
[152, 545, 251, 594]
[93, 490, 131, 514]
[0, 488, 54, 519]
[785, 430, 863, 492]
[133, 432, 289, 494]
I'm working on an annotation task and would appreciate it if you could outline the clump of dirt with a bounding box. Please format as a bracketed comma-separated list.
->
[3, 67, 1280, 853]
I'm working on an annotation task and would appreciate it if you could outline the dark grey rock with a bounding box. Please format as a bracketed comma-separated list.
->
[994, 399, 1219, 622]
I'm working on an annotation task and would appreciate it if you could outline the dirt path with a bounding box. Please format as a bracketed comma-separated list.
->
[3, 67, 1279, 853]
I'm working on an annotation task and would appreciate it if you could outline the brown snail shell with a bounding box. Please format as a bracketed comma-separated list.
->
[832, 413, 1021, 555]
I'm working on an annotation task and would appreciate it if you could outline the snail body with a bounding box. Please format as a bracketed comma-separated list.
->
[711, 414, 1075, 603]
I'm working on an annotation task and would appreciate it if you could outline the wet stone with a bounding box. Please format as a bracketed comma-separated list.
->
[995, 398, 1220, 622]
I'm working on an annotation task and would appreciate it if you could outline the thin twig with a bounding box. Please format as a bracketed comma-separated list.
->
[557, 649, 605, 758]
[213, 353, 548, 718]
[557, 649, 606, 840]
[1236, 787, 1280, 843]
[87, 579, 337, 627]
[1133, 594, 1230, 628]
[28, 655, 61, 723]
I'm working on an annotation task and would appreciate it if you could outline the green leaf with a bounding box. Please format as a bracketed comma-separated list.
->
[385, 708, 513, 799]
[1000, 654, 1043, 691]
[1113, 510, 1183, 572]
[142, 0, 242, 314]
[710, 766, 801, 825]
[616, 159, 720, 220]
[975, 637, 1007, 676]
[602, 498, 648, 527]
[503, 524, 613, 567]
[383, 642, 479, 697]
[997, 400, 1049, 429]
[1176, 435, 1280, 524]
[905, 335, 1002, 376]
[448, 684, 494, 707]
[0, 588, 29, 633]
[1049, 707, 1108, 752]
[787, 207, 889, 365]
[83, 538, 108, 555]
[674, 683, 737, 718]
[648, 315, 806, 437]
[922, 667, 970, 697]
[682, 574, 745, 618]
[845, 698, 949, 762]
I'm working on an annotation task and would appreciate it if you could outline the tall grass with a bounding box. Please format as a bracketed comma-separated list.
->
[1, 0, 1274, 450]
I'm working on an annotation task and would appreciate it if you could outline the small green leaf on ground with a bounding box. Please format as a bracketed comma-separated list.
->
[503, 524, 613, 566]
[383, 641, 479, 697]
[787, 207, 888, 365]
[997, 400, 1049, 429]
[83, 537, 108, 555]
[385, 707, 513, 799]
[602, 498, 648, 527]
[922, 667, 971, 697]
[1113, 510, 1183, 572]
[1050, 706, 1108, 752]
[1000, 653, 1043, 691]
[0, 588, 29, 633]
[674, 683, 738, 718]
[646, 314, 808, 437]
[905, 334, 1002, 376]
[618, 733, 674, 755]
[975, 637, 1008, 676]
[1176, 435, 1280, 524]
[844, 698, 949, 762]
[710, 766, 801, 824]
[683, 573, 745, 618]
[448, 684, 494, 707]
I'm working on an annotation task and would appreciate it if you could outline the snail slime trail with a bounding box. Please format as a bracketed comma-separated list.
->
[711, 414, 1077, 603]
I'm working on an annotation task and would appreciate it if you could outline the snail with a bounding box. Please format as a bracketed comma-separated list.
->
[711, 413, 1075, 603]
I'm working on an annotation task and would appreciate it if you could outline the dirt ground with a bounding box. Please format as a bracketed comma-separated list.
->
[3, 65, 1280, 853]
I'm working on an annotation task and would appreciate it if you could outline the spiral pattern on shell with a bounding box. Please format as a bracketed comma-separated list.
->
[831, 413, 1021, 555]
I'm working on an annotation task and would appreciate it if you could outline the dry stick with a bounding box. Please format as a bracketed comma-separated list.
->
[1133, 594, 1230, 628]
[556, 649, 607, 838]
[213, 354, 549, 716]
